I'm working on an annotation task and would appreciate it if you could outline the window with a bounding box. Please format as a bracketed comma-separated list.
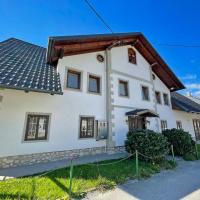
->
[67, 70, 81, 90]
[119, 80, 129, 97]
[193, 119, 200, 140]
[128, 48, 136, 64]
[24, 114, 50, 141]
[176, 121, 182, 129]
[142, 86, 150, 101]
[155, 91, 161, 104]
[163, 93, 169, 105]
[80, 117, 95, 138]
[88, 75, 101, 94]
[161, 120, 167, 131]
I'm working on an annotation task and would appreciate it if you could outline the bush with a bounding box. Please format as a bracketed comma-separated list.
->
[125, 129, 169, 162]
[183, 152, 197, 161]
[162, 128, 195, 156]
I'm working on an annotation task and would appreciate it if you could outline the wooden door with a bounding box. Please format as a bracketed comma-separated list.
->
[128, 116, 146, 130]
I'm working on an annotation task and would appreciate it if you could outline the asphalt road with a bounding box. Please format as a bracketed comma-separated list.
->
[85, 159, 200, 200]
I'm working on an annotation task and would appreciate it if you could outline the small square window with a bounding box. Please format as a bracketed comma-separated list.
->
[24, 114, 50, 141]
[88, 75, 101, 94]
[80, 117, 94, 138]
[142, 86, 150, 101]
[67, 70, 81, 90]
[119, 80, 129, 97]
[155, 91, 161, 104]
[176, 121, 182, 129]
[163, 93, 169, 105]
[161, 120, 167, 131]
[128, 48, 137, 64]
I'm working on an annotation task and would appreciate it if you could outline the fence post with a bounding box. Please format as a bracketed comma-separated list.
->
[195, 142, 199, 160]
[171, 145, 175, 164]
[135, 150, 139, 180]
[69, 159, 74, 199]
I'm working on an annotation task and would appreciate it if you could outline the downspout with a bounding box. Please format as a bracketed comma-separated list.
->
[105, 41, 121, 148]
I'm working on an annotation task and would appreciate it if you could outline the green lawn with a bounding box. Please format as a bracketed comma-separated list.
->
[0, 158, 175, 200]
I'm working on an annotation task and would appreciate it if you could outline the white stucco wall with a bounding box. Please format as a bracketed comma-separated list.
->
[0, 51, 107, 157]
[153, 73, 176, 131]
[0, 44, 197, 158]
[110, 46, 157, 146]
[173, 110, 200, 140]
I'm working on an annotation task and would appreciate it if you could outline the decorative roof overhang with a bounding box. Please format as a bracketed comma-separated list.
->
[47, 32, 185, 91]
[126, 109, 159, 117]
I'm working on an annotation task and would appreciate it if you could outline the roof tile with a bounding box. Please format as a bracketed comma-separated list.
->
[0, 38, 62, 94]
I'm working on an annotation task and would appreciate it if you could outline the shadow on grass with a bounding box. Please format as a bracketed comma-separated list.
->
[0, 158, 175, 199]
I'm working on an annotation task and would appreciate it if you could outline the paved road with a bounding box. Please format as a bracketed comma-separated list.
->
[85, 159, 200, 200]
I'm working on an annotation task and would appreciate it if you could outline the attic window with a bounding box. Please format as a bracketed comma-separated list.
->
[128, 48, 136, 64]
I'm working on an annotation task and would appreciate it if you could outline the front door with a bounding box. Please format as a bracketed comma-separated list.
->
[193, 119, 200, 141]
[128, 116, 146, 130]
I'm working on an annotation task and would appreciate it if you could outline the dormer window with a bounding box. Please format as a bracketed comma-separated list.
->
[128, 48, 136, 64]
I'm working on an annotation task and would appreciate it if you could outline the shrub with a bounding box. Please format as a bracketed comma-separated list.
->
[183, 152, 197, 161]
[162, 128, 195, 156]
[125, 129, 169, 162]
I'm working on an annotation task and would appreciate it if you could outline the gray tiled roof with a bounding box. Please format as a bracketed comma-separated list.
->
[171, 92, 200, 113]
[0, 38, 62, 94]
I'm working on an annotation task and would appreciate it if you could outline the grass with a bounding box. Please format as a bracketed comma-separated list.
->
[0, 158, 176, 200]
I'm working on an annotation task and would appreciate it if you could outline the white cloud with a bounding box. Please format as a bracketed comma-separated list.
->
[185, 83, 200, 89]
[181, 74, 197, 80]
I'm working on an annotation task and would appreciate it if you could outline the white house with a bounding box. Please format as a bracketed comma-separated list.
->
[0, 33, 199, 168]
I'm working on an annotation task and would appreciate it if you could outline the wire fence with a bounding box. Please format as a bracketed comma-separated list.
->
[1, 143, 199, 200]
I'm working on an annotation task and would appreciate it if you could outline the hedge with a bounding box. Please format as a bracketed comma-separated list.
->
[125, 129, 169, 162]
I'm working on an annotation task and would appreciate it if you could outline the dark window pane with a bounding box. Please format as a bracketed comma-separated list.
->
[25, 115, 49, 141]
[176, 121, 182, 129]
[67, 70, 81, 89]
[161, 120, 167, 131]
[142, 86, 149, 100]
[128, 48, 137, 64]
[89, 75, 100, 93]
[119, 81, 128, 96]
[80, 117, 94, 138]
[163, 93, 169, 105]
[155, 91, 161, 104]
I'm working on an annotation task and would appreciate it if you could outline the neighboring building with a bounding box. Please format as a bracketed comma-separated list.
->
[171, 92, 200, 141]
[0, 33, 199, 168]
[187, 94, 200, 105]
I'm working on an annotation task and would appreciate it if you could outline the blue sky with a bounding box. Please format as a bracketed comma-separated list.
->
[0, 0, 200, 96]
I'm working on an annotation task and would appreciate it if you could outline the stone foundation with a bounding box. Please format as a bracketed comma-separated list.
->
[0, 146, 125, 169]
